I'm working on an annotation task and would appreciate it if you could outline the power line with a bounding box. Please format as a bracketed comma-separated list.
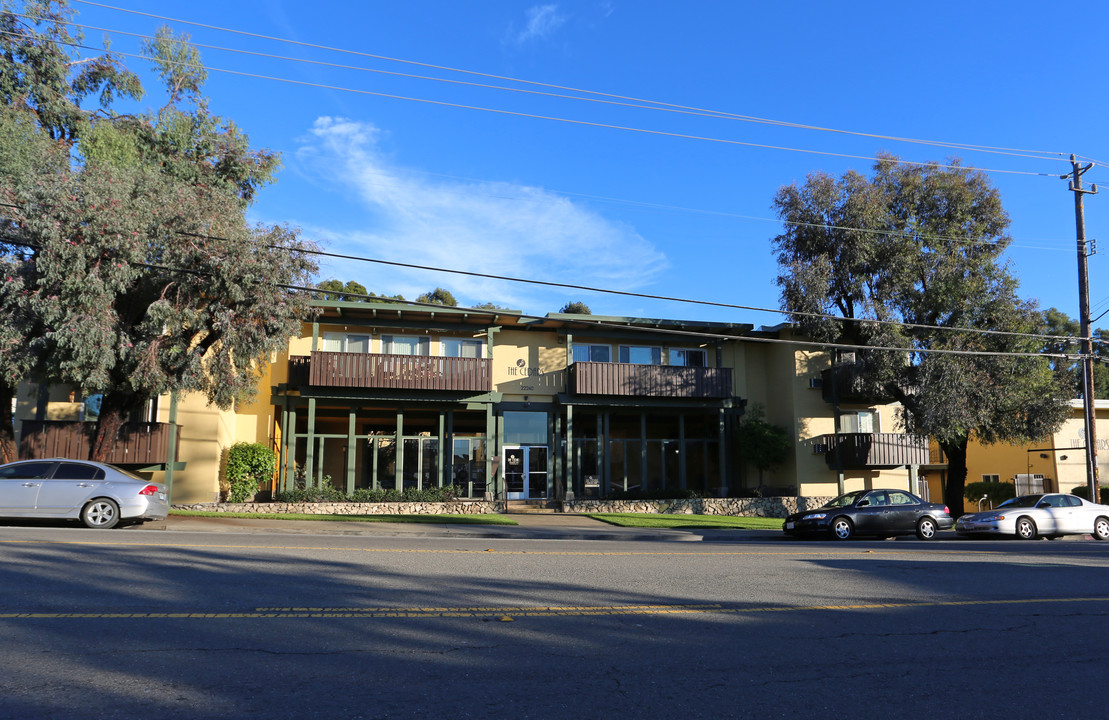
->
[0, 24, 1062, 179]
[67, 0, 1074, 165]
[0, 228, 1085, 359]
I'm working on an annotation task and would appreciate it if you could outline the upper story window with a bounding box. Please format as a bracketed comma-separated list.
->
[382, 335, 430, 356]
[840, 410, 875, 434]
[572, 344, 611, 363]
[619, 345, 662, 365]
[670, 348, 707, 367]
[442, 338, 484, 359]
[322, 333, 370, 353]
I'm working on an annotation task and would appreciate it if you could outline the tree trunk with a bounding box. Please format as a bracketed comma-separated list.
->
[940, 439, 969, 518]
[0, 380, 17, 464]
[88, 391, 138, 463]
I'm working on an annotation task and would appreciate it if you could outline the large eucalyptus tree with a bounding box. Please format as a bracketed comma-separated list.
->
[1, 1, 318, 462]
[773, 154, 1071, 513]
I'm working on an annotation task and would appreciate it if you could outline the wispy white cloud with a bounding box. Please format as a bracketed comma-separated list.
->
[511, 4, 568, 44]
[295, 117, 667, 312]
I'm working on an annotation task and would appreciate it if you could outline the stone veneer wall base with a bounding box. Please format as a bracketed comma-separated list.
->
[173, 497, 833, 518]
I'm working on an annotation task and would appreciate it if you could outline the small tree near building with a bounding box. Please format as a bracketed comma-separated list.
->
[737, 405, 791, 493]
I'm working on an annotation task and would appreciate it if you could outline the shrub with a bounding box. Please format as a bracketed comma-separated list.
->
[606, 487, 702, 501]
[963, 481, 1015, 504]
[225, 443, 278, 503]
[1070, 485, 1109, 504]
[275, 484, 466, 504]
[274, 485, 348, 503]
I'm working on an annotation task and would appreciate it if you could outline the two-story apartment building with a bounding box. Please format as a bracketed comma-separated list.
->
[14, 301, 939, 504]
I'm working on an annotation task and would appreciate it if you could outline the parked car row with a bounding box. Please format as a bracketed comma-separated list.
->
[783, 489, 1109, 541]
[0, 459, 169, 529]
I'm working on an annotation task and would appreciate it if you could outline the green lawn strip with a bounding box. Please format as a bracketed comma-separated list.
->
[169, 510, 519, 525]
[585, 513, 785, 530]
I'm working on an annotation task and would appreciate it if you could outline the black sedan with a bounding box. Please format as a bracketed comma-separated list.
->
[783, 489, 953, 540]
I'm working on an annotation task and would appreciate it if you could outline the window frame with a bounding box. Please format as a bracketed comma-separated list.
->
[572, 343, 612, 363]
[618, 345, 663, 365]
[440, 337, 485, 359]
[670, 348, 707, 367]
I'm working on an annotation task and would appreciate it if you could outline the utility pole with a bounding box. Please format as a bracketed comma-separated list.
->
[1062, 155, 1099, 503]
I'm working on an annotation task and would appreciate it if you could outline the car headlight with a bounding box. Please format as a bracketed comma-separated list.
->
[802, 513, 827, 520]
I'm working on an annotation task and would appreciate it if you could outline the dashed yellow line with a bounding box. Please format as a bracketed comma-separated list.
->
[1, 597, 1106, 620]
[0, 538, 1027, 557]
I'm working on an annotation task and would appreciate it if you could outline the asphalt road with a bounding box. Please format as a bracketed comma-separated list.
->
[0, 521, 1107, 719]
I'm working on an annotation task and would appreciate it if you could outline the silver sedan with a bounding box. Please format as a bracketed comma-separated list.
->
[0, 459, 169, 529]
[955, 493, 1109, 540]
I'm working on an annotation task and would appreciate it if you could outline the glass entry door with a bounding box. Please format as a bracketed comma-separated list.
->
[503, 446, 548, 499]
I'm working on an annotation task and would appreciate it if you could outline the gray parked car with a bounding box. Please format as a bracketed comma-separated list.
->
[0, 459, 169, 529]
[955, 493, 1109, 540]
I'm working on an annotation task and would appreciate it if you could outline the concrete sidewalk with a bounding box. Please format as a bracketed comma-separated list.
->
[146, 512, 781, 542]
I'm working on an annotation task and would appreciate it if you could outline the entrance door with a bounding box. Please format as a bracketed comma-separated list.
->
[503, 446, 548, 499]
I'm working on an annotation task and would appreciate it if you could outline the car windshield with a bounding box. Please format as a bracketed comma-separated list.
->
[823, 491, 866, 509]
[997, 494, 1044, 509]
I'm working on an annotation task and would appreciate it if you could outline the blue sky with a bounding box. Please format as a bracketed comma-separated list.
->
[61, 0, 1109, 327]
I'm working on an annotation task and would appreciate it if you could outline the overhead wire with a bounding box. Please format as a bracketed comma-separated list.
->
[68, 0, 1072, 164]
[0, 198, 1088, 346]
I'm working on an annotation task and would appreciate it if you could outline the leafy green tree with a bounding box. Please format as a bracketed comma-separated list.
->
[316, 279, 369, 301]
[736, 405, 791, 491]
[416, 287, 457, 306]
[1038, 307, 1109, 398]
[472, 301, 510, 311]
[0, 3, 319, 461]
[559, 301, 592, 314]
[773, 154, 1070, 515]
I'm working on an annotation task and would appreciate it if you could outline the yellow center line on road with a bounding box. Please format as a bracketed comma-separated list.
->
[0, 538, 1020, 557]
[1, 597, 1107, 620]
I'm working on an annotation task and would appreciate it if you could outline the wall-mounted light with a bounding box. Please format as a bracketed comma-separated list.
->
[1060, 455, 1069, 461]
[1040, 453, 1050, 459]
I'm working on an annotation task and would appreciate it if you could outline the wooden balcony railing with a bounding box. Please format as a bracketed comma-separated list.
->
[292, 351, 491, 392]
[570, 361, 732, 398]
[19, 421, 178, 465]
[820, 432, 931, 468]
[820, 365, 917, 404]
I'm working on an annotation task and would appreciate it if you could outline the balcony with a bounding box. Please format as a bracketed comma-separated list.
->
[290, 352, 492, 392]
[820, 365, 916, 404]
[569, 361, 732, 399]
[820, 432, 931, 468]
[19, 421, 179, 466]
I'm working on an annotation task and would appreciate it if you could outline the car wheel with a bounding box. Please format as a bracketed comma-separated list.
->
[1015, 516, 1038, 540]
[830, 516, 854, 540]
[81, 499, 120, 529]
[1094, 517, 1109, 541]
[916, 517, 938, 540]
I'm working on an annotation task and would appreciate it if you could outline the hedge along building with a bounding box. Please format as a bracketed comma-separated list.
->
[264, 301, 936, 501]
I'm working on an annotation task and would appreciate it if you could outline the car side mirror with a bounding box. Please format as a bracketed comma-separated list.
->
[857, 499, 870, 507]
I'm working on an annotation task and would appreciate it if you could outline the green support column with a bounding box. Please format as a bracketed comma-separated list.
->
[346, 411, 357, 495]
[678, 414, 687, 490]
[718, 408, 727, 494]
[371, 437, 380, 490]
[306, 398, 317, 488]
[565, 405, 574, 496]
[311, 322, 319, 352]
[553, 409, 563, 499]
[437, 412, 446, 489]
[446, 410, 455, 490]
[485, 403, 496, 499]
[601, 412, 610, 496]
[277, 403, 287, 491]
[395, 410, 404, 490]
[165, 391, 179, 505]
[285, 406, 298, 491]
[640, 412, 648, 491]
